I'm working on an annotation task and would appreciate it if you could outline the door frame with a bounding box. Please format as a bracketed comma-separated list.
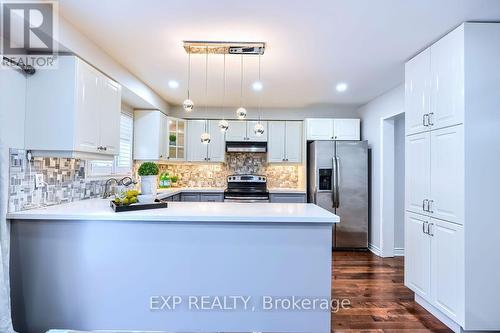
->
[379, 110, 405, 257]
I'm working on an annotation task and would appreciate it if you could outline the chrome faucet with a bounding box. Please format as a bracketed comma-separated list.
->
[102, 177, 137, 199]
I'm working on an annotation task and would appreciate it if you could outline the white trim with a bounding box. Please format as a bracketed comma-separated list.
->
[415, 294, 461, 333]
[368, 243, 382, 257]
[394, 247, 404, 256]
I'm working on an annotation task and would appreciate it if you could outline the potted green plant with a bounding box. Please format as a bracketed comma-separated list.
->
[138, 162, 159, 195]
[169, 134, 177, 145]
[171, 175, 179, 186]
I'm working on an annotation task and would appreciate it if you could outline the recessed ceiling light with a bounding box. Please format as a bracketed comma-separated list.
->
[252, 81, 263, 91]
[336, 82, 348, 93]
[168, 80, 179, 89]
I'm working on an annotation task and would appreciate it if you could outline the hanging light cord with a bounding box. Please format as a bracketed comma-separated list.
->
[187, 46, 191, 100]
[205, 46, 209, 131]
[258, 53, 262, 123]
[240, 55, 244, 107]
[222, 53, 226, 118]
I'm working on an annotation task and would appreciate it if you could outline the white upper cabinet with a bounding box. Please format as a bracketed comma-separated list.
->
[405, 49, 431, 135]
[167, 118, 186, 161]
[306, 119, 334, 140]
[268, 121, 302, 163]
[405, 132, 431, 215]
[225, 121, 267, 142]
[430, 125, 464, 224]
[133, 110, 168, 160]
[187, 120, 226, 162]
[333, 119, 360, 140]
[26, 56, 122, 158]
[305, 118, 360, 141]
[430, 25, 464, 130]
[405, 212, 432, 299]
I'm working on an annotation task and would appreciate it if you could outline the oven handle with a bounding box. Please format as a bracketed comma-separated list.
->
[224, 199, 270, 203]
[224, 196, 269, 200]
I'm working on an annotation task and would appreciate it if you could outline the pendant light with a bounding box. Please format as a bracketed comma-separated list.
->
[254, 53, 265, 136]
[201, 47, 211, 144]
[218, 53, 229, 132]
[183, 46, 194, 112]
[236, 55, 247, 119]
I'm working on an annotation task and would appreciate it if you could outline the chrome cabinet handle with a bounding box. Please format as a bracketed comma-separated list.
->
[428, 222, 434, 236]
[422, 199, 429, 212]
[422, 221, 426, 234]
[423, 114, 429, 127]
[428, 112, 434, 126]
[428, 200, 434, 213]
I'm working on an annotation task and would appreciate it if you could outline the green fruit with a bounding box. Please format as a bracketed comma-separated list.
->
[122, 198, 129, 205]
[114, 198, 121, 204]
[129, 197, 137, 204]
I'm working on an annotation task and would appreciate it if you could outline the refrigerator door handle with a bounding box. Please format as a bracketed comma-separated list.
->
[334, 155, 340, 208]
[313, 187, 318, 204]
[331, 157, 336, 208]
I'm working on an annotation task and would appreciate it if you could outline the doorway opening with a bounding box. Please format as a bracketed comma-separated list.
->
[380, 112, 405, 257]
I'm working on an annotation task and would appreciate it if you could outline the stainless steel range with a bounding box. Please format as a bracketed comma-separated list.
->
[224, 175, 270, 203]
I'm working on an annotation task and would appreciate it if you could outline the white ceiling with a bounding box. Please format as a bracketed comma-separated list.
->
[59, 0, 500, 108]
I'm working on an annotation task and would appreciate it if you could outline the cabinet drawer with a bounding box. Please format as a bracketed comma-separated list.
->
[181, 193, 201, 202]
[200, 193, 224, 202]
[269, 194, 306, 203]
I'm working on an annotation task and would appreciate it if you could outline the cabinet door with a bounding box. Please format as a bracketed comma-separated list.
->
[430, 25, 464, 130]
[430, 125, 464, 224]
[187, 120, 208, 162]
[74, 60, 101, 153]
[270, 194, 306, 203]
[268, 121, 286, 162]
[207, 120, 226, 162]
[246, 121, 268, 142]
[285, 121, 302, 163]
[181, 193, 201, 202]
[306, 119, 334, 140]
[200, 193, 224, 202]
[333, 119, 360, 140]
[98, 77, 121, 155]
[133, 111, 162, 160]
[225, 121, 247, 141]
[160, 113, 169, 160]
[406, 132, 431, 215]
[430, 219, 464, 324]
[405, 212, 431, 300]
[405, 48, 431, 135]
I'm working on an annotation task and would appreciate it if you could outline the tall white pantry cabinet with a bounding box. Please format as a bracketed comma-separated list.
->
[404, 23, 500, 332]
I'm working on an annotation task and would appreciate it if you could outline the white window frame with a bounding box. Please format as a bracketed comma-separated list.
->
[87, 111, 134, 178]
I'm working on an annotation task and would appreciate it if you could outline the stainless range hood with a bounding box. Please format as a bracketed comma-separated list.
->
[226, 141, 267, 153]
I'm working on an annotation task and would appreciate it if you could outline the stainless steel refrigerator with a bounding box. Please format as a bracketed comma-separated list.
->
[307, 141, 368, 249]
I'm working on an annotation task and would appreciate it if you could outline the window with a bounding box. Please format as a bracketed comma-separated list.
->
[88, 112, 134, 177]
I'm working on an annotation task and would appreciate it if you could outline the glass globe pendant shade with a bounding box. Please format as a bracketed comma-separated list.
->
[218, 119, 229, 132]
[200, 132, 211, 144]
[183, 99, 194, 112]
[254, 122, 265, 136]
[236, 107, 247, 120]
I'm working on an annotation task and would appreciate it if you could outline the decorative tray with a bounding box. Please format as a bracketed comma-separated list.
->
[110, 199, 168, 212]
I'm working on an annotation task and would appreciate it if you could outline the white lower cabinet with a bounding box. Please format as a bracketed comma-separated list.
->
[405, 212, 464, 327]
[405, 212, 431, 299]
[430, 219, 464, 325]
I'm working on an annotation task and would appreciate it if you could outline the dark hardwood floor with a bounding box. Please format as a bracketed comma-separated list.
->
[332, 251, 452, 333]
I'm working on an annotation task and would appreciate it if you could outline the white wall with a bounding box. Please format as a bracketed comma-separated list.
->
[357, 84, 404, 252]
[169, 104, 360, 120]
[393, 113, 405, 250]
[58, 15, 169, 113]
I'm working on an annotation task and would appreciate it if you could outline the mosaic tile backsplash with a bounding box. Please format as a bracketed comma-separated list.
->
[135, 153, 303, 189]
[8, 149, 109, 212]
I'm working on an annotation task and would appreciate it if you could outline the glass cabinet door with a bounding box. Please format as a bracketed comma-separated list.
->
[166, 118, 185, 161]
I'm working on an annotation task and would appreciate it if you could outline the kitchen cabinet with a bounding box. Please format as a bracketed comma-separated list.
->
[405, 26, 464, 135]
[25, 56, 121, 158]
[181, 193, 200, 202]
[200, 193, 224, 202]
[405, 48, 431, 135]
[404, 23, 500, 331]
[430, 219, 464, 324]
[133, 110, 169, 160]
[405, 212, 431, 300]
[268, 121, 302, 163]
[305, 118, 360, 141]
[225, 120, 268, 142]
[405, 125, 463, 225]
[187, 120, 225, 162]
[167, 118, 186, 160]
[430, 126, 464, 224]
[405, 132, 431, 216]
[269, 193, 306, 203]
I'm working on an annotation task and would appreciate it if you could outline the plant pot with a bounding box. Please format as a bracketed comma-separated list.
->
[140, 175, 158, 195]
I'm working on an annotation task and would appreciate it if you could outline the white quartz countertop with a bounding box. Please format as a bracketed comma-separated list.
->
[7, 199, 338, 224]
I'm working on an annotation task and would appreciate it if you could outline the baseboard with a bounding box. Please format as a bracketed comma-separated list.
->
[394, 247, 404, 256]
[368, 243, 381, 256]
[415, 294, 462, 333]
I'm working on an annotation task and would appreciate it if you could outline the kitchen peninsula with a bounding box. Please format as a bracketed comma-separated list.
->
[7, 200, 338, 333]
